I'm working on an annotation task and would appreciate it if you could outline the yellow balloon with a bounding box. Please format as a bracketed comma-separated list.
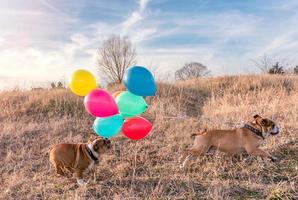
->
[69, 69, 97, 96]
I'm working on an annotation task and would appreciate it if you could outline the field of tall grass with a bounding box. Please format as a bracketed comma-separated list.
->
[0, 74, 297, 199]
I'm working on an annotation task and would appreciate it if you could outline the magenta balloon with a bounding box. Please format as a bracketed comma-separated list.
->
[84, 89, 118, 117]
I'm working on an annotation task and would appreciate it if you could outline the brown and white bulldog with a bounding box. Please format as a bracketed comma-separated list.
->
[49, 136, 111, 185]
[181, 114, 280, 168]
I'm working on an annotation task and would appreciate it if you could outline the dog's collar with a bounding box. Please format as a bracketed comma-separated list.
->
[243, 124, 265, 139]
[86, 145, 98, 161]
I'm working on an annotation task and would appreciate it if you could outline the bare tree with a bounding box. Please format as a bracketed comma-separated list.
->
[252, 54, 290, 73]
[251, 54, 273, 73]
[97, 35, 136, 83]
[175, 62, 210, 81]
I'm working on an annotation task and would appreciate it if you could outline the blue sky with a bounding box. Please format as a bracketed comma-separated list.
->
[0, 0, 298, 89]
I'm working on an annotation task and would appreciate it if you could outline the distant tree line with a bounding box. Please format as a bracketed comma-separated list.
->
[51, 81, 65, 88]
[94, 36, 298, 85]
[252, 54, 298, 75]
[96, 35, 212, 83]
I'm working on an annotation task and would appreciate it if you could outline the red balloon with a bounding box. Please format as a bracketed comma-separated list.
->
[122, 117, 152, 140]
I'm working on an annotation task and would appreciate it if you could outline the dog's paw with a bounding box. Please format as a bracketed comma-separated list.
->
[270, 156, 278, 162]
[77, 179, 87, 186]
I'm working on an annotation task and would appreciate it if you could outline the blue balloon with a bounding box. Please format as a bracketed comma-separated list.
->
[93, 114, 124, 138]
[124, 66, 157, 96]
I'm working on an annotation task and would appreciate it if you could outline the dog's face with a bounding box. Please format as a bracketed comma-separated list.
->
[88, 136, 112, 154]
[253, 114, 279, 136]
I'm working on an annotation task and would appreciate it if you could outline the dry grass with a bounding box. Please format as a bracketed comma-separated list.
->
[0, 74, 297, 200]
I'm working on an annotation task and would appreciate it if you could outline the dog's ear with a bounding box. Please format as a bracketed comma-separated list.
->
[255, 117, 268, 127]
[254, 115, 265, 126]
[253, 114, 261, 119]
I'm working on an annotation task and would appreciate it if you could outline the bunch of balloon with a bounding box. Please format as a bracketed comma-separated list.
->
[68, 66, 156, 140]
[120, 66, 156, 140]
[69, 69, 122, 139]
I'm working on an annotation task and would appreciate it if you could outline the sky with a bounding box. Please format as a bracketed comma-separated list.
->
[0, 0, 298, 89]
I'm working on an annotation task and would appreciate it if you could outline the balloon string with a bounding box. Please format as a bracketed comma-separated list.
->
[161, 116, 190, 119]
[145, 115, 192, 120]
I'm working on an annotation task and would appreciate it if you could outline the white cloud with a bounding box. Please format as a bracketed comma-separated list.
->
[139, 0, 149, 12]
[0, 45, 99, 90]
[131, 28, 157, 43]
[122, 12, 143, 33]
[264, 31, 298, 53]
[0, 37, 4, 45]
[37, 0, 78, 24]
[121, 0, 150, 34]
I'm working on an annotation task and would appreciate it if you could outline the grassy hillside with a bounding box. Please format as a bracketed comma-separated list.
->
[0, 75, 297, 200]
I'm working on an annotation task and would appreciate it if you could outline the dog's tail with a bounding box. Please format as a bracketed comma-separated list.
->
[191, 129, 207, 138]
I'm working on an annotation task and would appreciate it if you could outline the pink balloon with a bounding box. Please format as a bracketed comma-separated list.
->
[84, 89, 118, 117]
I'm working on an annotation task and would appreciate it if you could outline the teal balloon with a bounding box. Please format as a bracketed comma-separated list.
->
[116, 91, 148, 118]
[93, 114, 124, 138]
